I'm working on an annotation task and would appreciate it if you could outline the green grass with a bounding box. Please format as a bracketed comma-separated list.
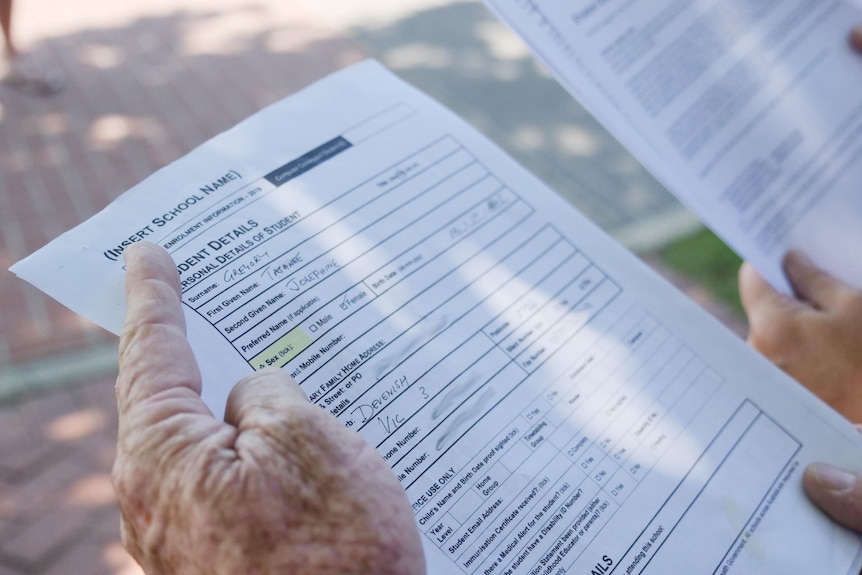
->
[658, 228, 744, 316]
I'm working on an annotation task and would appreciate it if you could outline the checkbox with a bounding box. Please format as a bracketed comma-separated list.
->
[309, 324, 318, 332]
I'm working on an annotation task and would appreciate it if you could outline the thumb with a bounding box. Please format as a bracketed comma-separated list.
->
[803, 462, 862, 532]
[223, 368, 312, 431]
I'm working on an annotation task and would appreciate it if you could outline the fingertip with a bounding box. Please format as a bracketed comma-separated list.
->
[738, 260, 753, 280]
[124, 240, 165, 263]
[124, 242, 181, 297]
[223, 369, 309, 428]
[737, 261, 758, 288]
[805, 462, 857, 492]
[803, 462, 862, 533]
[122, 243, 185, 334]
[781, 250, 807, 296]
[123, 240, 151, 260]
[737, 261, 773, 311]
[850, 25, 862, 54]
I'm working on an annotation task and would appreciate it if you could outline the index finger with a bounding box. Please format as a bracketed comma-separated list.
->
[117, 242, 212, 424]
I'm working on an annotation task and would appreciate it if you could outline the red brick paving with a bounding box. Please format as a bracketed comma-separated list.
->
[1, 0, 365, 366]
[0, 377, 136, 574]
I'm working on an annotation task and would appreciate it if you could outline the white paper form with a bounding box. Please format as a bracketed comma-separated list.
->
[10, 61, 862, 574]
[484, 0, 862, 292]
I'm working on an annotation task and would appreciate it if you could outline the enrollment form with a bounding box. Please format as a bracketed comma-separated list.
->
[11, 61, 862, 574]
[484, 0, 862, 292]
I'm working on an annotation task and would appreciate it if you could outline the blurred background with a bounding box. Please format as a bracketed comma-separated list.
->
[0, 0, 745, 572]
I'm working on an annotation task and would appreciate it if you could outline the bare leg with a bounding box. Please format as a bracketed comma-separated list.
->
[0, 0, 63, 94]
[0, 0, 15, 61]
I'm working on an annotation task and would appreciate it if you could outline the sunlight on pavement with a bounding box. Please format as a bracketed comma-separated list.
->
[475, 19, 531, 60]
[66, 473, 117, 507]
[181, 7, 273, 55]
[79, 44, 126, 69]
[511, 125, 545, 152]
[89, 115, 133, 147]
[555, 125, 600, 157]
[312, 0, 470, 28]
[384, 43, 453, 69]
[46, 408, 107, 442]
[104, 542, 145, 575]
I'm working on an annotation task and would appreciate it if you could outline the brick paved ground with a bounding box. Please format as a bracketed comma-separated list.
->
[0, 0, 363, 572]
[0, 377, 136, 574]
[0, 0, 364, 367]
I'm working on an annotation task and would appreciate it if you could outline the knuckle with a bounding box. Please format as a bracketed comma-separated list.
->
[111, 453, 150, 507]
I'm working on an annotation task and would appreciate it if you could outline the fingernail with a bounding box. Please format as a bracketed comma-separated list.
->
[811, 463, 857, 491]
[851, 26, 862, 54]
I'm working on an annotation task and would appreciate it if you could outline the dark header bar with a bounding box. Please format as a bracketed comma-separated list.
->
[264, 136, 352, 187]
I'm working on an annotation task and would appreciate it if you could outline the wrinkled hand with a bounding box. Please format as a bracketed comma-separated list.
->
[112, 242, 425, 574]
[738, 251, 862, 422]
